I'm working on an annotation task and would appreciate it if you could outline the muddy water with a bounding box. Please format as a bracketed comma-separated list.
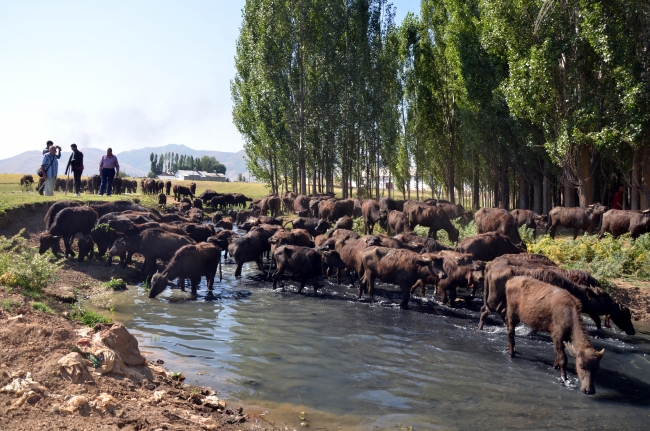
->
[104, 260, 650, 430]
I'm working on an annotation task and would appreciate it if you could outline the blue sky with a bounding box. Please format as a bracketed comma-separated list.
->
[0, 0, 420, 159]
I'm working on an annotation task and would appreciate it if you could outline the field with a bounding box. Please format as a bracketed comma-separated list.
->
[0, 173, 272, 216]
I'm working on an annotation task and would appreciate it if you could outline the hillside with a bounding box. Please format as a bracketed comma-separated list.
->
[0, 144, 248, 179]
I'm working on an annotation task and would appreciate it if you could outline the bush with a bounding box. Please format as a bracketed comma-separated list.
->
[528, 232, 650, 283]
[68, 303, 111, 327]
[32, 302, 54, 314]
[0, 230, 58, 292]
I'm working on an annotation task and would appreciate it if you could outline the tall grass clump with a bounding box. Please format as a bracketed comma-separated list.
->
[0, 230, 58, 292]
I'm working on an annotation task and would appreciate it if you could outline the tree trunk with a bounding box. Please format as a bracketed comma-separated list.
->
[499, 166, 509, 210]
[576, 145, 593, 207]
[472, 161, 480, 210]
[517, 171, 528, 209]
[631, 146, 642, 210]
[641, 144, 650, 209]
[533, 171, 543, 214]
[543, 173, 551, 214]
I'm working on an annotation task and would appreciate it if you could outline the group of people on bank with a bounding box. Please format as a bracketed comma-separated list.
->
[40, 141, 120, 197]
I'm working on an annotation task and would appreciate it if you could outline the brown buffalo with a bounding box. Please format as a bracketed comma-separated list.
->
[183, 224, 215, 242]
[361, 200, 386, 235]
[207, 229, 236, 258]
[38, 233, 62, 256]
[359, 247, 447, 309]
[331, 235, 382, 285]
[285, 217, 330, 237]
[379, 210, 412, 235]
[44, 200, 83, 229]
[455, 232, 522, 262]
[293, 195, 312, 217]
[479, 256, 635, 335]
[46, 206, 98, 258]
[598, 209, 650, 239]
[547, 203, 608, 239]
[332, 216, 353, 231]
[165, 181, 172, 195]
[271, 246, 346, 294]
[20, 175, 34, 185]
[505, 276, 604, 395]
[510, 209, 547, 239]
[475, 207, 524, 246]
[407, 204, 459, 242]
[158, 193, 167, 206]
[149, 242, 222, 297]
[318, 199, 355, 222]
[438, 202, 472, 223]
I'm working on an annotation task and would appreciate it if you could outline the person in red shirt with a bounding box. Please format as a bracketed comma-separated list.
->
[612, 185, 624, 210]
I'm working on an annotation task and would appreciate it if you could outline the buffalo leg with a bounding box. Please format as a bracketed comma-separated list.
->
[234, 263, 243, 278]
[311, 277, 320, 295]
[553, 338, 568, 381]
[190, 277, 200, 295]
[573, 228, 579, 240]
[507, 314, 518, 358]
[478, 305, 490, 330]
[206, 271, 216, 290]
[297, 277, 307, 294]
[399, 283, 410, 310]
[589, 313, 602, 330]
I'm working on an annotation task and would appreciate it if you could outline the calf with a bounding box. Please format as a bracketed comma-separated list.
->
[455, 232, 522, 262]
[77, 235, 94, 261]
[38, 232, 62, 256]
[547, 203, 608, 239]
[158, 193, 167, 206]
[598, 209, 650, 239]
[393, 234, 450, 253]
[207, 229, 236, 258]
[44, 200, 83, 229]
[149, 242, 222, 297]
[359, 247, 447, 309]
[271, 246, 345, 294]
[505, 276, 604, 395]
[475, 207, 524, 246]
[215, 219, 233, 230]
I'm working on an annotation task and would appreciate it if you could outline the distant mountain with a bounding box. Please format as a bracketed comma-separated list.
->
[0, 144, 248, 180]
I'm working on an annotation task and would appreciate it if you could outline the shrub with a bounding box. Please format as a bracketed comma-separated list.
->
[32, 302, 54, 314]
[0, 230, 58, 292]
[68, 304, 111, 327]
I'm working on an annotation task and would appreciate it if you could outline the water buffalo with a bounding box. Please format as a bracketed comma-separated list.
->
[207, 229, 236, 258]
[211, 211, 223, 224]
[438, 202, 472, 223]
[479, 256, 635, 335]
[393, 234, 450, 253]
[20, 175, 34, 185]
[108, 229, 195, 280]
[165, 181, 172, 195]
[407, 204, 459, 242]
[281, 191, 297, 213]
[228, 229, 267, 277]
[149, 242, 222, 297]
[158, 193, 167, 206]
[108, 219, 186, 238]
[361, 200, 386, 235]
[38, 233, 62, 256]
[271, 246, 345, 294]
[285, 217, 330, 237]
[505, 276, 604, 395]
[547, 203, 608, 239]
[331, 235, 382, 285]
[183, 224, 215, 243]
[332, 216, 353, 231]
[379, 210, 412, 235]
[47, 206, 98, 258]
[232, 193, 253, 208]
[174, 185, 194, 200]
[189, 182, 196, 195]
[293, 195, 312, 217]
[475, 207, 524, 246]
[193, 198, 203, 209]
[455, 232, 522, 262]
[44, 200, 83, 229]
[91, 201, 163, 220]
[77, 234, 94, 261]
[318, 199, 355, 222]
[198, 189, 219, 203]
[510, 209, 547, 239]
[359, 247, 447, 309]
[598, 209, 650, 239]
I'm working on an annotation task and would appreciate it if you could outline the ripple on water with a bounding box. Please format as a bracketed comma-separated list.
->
[100, 261, 650, 430]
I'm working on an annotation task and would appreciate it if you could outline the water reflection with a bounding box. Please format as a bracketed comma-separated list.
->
[106, 260, 650, 430]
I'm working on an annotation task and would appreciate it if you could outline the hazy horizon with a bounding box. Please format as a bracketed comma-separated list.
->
[0, 0, 420, 159]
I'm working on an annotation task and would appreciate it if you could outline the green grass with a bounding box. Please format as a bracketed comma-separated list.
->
[32, 301, 54, 314]
[1, 299, 20, 311]
[103, 277, 126, 290]
[0, 230, 59, 291]
[68, 305, 111, 327]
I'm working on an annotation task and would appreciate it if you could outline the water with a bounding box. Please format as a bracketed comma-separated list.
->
[103, 260, 650, 430]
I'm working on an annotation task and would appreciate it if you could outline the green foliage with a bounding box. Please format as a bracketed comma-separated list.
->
[528, 233, 650, 283]
[32, 302, 54, 314]
[68, 303, 111, 327]
[103, 277, 127, 290]
[0, 230, 58, 292]
[351, 217, 387, 237]
[414, 220, 476, 246]
[1, 299, 20, 312]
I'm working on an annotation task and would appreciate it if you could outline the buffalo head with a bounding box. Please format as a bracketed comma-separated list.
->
[564, 342, 604, 395]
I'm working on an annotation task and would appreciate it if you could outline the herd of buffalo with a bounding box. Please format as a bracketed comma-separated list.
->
[34, 189, 647, 396]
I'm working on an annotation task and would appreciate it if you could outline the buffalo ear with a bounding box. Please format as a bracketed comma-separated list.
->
[564, 341, 578, 357]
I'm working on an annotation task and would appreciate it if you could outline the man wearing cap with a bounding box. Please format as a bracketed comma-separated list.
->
[99, 147, 119, 196]
[65, 144, 84, 196]
[43, 140, 61, 158]
[41, 145, 59, 196]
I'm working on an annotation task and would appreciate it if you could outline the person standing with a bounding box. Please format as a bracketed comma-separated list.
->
[612, 185, 624, 210]
[43, 140, 61, 158]
[41, 145, 59, 196]
[65, 143, 84, 196]
[99, 147, 119, 196]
